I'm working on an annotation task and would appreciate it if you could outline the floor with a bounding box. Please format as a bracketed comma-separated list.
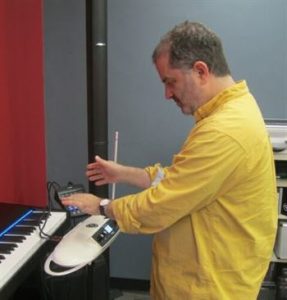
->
[110, 289, 150, 300]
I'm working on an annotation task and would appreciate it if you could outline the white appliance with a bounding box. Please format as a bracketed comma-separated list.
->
[44, 215, 120, 276]
[274, 221, 287, 259]
[265, 119, 287, 154]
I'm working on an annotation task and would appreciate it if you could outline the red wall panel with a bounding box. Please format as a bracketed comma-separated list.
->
[0, 0, 47, 207]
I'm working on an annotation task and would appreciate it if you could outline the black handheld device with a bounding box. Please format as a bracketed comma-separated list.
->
[55, 183, 86, 217]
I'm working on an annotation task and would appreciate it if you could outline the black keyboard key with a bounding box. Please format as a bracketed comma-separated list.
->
[25, 212, 49, 222]
[8, 226, 34, 235]
[16, 225, 36, 232]
[0, 235, 26, 243]
[18, 220, 41, 226]
[0, 243, 17, 254]
[0, 249, 12, 255]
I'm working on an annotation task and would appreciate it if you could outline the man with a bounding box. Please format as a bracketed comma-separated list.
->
[62, 21, 277, 299]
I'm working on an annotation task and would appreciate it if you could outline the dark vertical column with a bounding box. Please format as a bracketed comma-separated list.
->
[86, 0, 108, 198]
[86, 2, 110, 299]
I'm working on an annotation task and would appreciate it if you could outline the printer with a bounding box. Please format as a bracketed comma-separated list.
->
[265, 119, 287, 179]
[266, 119, 287, 259]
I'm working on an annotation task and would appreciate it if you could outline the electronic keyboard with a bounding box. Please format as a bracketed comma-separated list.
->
[0, 203, 66, 299]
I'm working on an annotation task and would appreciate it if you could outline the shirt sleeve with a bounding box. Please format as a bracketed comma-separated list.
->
[145, 163, 166, 187]
[112, 127, 246, 234]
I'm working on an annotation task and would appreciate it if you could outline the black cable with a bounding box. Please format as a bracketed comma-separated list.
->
[38, 181, 53, 239]
[39, 180, 86, 241]
[38, 181, 63, 240]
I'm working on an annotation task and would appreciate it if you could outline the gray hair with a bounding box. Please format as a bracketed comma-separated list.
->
[152, 21, 231, 76]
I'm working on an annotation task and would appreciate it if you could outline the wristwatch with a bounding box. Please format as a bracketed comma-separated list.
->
[99, 198, 111, 217]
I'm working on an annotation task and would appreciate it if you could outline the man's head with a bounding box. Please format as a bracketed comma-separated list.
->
[153, 21, 231, 76]
[152, 21, 233, 115]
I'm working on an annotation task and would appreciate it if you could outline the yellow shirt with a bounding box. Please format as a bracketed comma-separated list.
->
[112, 81, 278, 300]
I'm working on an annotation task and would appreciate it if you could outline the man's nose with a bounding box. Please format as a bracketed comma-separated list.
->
[165, 86, 173, 100]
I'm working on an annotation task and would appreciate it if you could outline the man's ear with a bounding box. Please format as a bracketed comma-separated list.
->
[193, 61, 209, 80]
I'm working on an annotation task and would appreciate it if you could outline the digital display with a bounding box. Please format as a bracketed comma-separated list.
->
[104, 224, 113, 233]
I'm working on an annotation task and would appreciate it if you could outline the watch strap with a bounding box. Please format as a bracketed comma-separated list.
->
[99, 198, 111, 217]
[99, 204, 105, 216]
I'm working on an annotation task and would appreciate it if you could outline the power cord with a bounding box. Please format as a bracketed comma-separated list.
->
[38, 180, 86, 240]
[38, 181, 64, 241]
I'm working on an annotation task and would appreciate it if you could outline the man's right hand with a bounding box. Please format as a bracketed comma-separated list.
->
[86, 155, 122, 186]
[86, 155, 151, 189]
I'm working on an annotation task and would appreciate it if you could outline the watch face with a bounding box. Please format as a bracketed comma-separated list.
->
[100, 199, 110, 206]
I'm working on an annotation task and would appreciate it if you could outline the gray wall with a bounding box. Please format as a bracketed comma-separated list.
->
[44, 0, 88, 188]
[44, 0, 287, 281]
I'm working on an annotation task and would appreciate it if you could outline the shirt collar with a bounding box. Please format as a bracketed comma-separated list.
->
[194, 80, 249, 122]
